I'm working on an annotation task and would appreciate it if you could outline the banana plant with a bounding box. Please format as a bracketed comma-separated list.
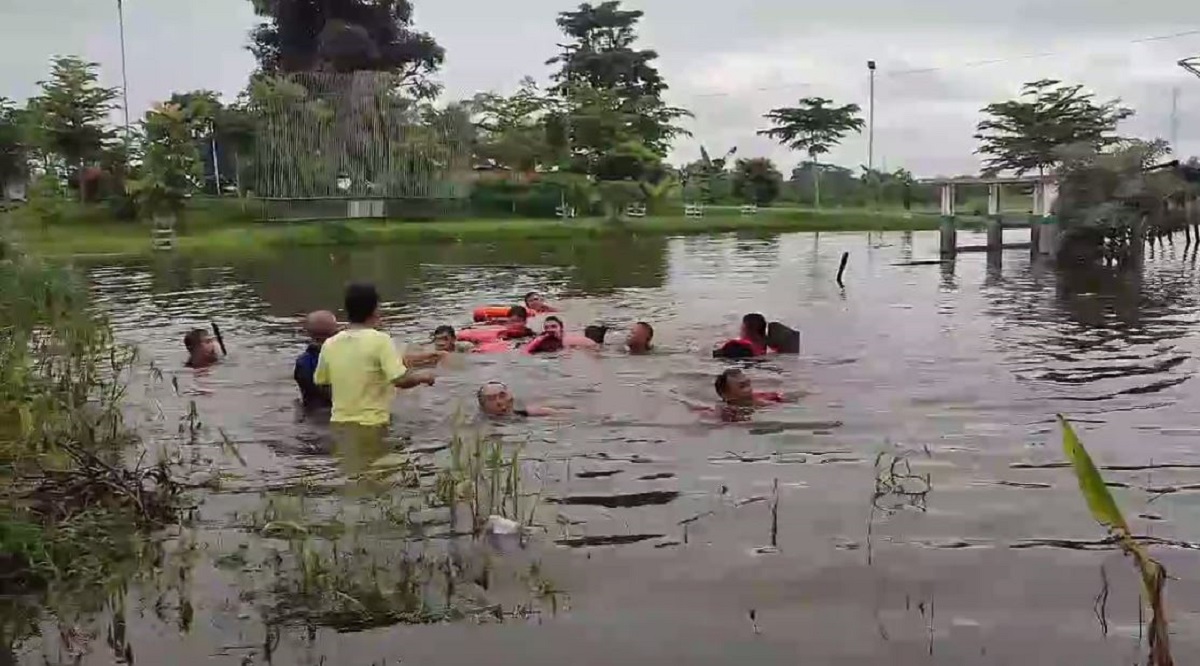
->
[1059, 415, 1172, 666]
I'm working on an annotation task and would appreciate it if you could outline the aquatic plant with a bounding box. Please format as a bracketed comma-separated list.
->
[1059, 416, 1172, 666]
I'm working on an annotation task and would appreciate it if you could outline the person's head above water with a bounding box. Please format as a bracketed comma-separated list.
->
[715, 368, 755, 405]
[477, 381, 515, 417]
[524, 291, 547, 311]
[345, 283, 382, 327]
[304, 310, 339, 346]
[543, 316, 564, 339]
[626, 321, 654, 353]
[741, 313, 768, 342]
[507, 305, 528, 324]
[184, 327, 220, 368]
[432, 325, 458, 352]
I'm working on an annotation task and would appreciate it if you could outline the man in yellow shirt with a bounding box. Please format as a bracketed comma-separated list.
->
[314, 283, 436, 427]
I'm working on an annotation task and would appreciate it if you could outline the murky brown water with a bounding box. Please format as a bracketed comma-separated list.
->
[17, 229, 1200, 665]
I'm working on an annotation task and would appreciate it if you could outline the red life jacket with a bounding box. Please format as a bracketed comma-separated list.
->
[713, 337, 768, 359]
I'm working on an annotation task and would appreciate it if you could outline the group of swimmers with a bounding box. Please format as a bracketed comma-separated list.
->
[180, 283, 801, 427]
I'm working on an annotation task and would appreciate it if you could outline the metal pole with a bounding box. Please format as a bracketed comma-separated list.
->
[867, 60, 876, 173]
[211, 120, 222, 196]
[117, 0, 131, 142]
[1171, 86, 1180, 153]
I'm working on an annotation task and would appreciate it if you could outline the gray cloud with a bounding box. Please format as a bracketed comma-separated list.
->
[2, 0, 1197, 176]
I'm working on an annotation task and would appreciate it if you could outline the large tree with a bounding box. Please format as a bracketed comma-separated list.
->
[128, 103, 202, 220]
[732, 157, 782, 206]
[759, 97, 864, 207]
[27, 56, 120, 200]
[472, 78, 556, 173]
[248, 0, 444, 97]
[547, 1, 689, 162]
[975, 79, 1133, 176]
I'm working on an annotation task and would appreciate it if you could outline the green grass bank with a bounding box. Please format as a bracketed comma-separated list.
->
[2, 200, 958, 258]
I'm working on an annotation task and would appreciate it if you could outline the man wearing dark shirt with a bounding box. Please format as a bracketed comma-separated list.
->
[295, 310, 338, 409]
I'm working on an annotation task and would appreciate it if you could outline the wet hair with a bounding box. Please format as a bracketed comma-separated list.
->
[433, 325, 456, 339]
[635, 321, 654, 341]
[714, 368, 743, 397]
[523, 291, 540, 305]
[477, 381, 508, 405]
[544, 315, 563, 328]
[344, 283, 380, 324]
[507, 305, 528, 321]
[183, 328, 209, 352]
[742, 313, 767, 339]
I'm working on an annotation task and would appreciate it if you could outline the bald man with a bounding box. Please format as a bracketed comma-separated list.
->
[295, 310, 339, 410]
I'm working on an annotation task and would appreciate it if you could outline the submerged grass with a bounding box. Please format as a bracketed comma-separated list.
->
[228, 424, 558, 633]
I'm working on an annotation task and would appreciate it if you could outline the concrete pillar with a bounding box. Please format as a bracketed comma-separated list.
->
[1029, 220, 1041, 258]
[987, 183, 1001, 217]
[940, 183, 956, 217]
[1038, 220, 1060, 256]
[940, 216, 957, 257]
[986, 217, 1003, 251]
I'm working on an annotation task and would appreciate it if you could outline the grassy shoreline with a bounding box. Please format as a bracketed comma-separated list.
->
[4, 206, 957, 258]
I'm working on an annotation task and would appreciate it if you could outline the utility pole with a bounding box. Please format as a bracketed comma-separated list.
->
[117, 0, 131, 150]
[867, 60, 877, 173]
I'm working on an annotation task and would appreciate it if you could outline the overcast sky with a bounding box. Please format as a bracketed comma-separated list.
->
[2, 0, 1198, 176]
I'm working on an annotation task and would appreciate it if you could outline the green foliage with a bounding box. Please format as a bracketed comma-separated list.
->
[732, 157, 782, 206]
[0, 98, 27, 188]
[128, 103, 202, 219]
[472, 78, 554, 172]
[683, 145, 736, 204]
[759, 97, 864, 207]
[248, 0, 445, 98]
[595, 180, 644, 222]
[547, 1, 691, 159]
[1058, 416, 1172, 666]
[975, 79, 1133, 176]
[26, 57, 120, 188]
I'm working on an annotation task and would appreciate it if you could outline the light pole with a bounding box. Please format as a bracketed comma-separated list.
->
[117, 0, 131, 146]
[867, 60, 876, 173]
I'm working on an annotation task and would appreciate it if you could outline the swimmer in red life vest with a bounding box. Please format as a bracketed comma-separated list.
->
[713, 313, 770, 359]
[500, 306, 537, 340]
[523, 291, 557, 314]
[477, 381, 556, 418]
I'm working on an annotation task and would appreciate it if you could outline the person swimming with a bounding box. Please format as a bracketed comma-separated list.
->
[625, 321, 654, 354]
[523, 291, 557, 314]
[295, 310, 338, 409]
[432, 325, 475, 353]
[713, 313, 769, 359]
[501, 306, 536, 340]
[184, 327, 221, 369]
[711, 368, 791, 422]
[476, 381, 554, 418]
[525, 316, 567, 354]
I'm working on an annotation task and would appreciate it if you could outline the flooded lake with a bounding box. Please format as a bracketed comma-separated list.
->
[16, 229, 1200, 664]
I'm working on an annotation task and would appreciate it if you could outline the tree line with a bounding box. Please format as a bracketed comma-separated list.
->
[0, 0, 1194, 227]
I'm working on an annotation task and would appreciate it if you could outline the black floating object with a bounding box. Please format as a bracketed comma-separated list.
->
[211, 322, 228, 356]
[584, 324, 609, 345]
[766, 322, 800, 354]
[836, 251, 849, 287]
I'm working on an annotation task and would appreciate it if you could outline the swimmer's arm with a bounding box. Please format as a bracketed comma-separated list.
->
[382, 339, 435, 389]
[393, 370, 436, 389]
[403, 350, 448, 368]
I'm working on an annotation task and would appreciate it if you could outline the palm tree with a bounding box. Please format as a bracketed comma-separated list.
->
[759, 97, 864, 208]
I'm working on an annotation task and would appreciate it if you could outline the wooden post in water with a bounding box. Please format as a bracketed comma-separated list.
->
[986, 183, 1003, 252]
[939, 182, 957, 258]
